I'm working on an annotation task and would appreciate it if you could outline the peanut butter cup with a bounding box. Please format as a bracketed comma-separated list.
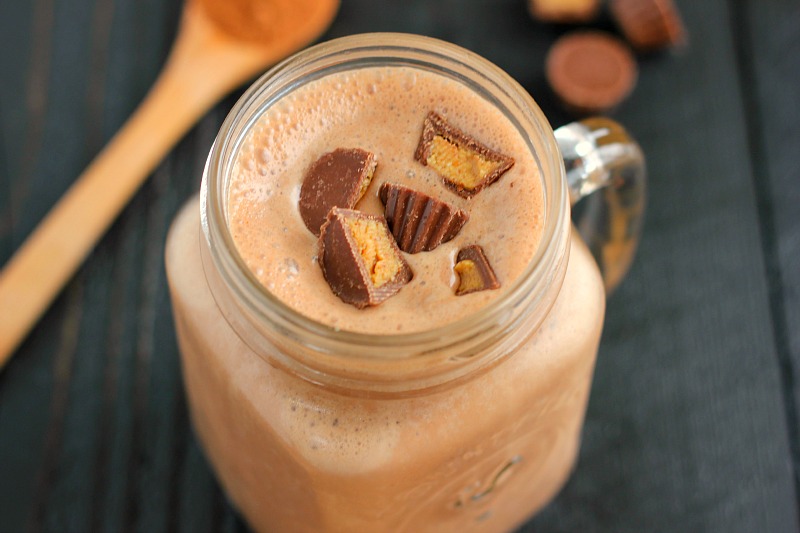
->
[415, 112, 514, 198]
[546, 31, 638, 115]
[299, 148, 377, 236]
[528, 0, 600, 23]
[318, 207, 413, 308]
[379, 183, 469, 253]
[610, 0, 687, 52]
[454, 245, 500, 296]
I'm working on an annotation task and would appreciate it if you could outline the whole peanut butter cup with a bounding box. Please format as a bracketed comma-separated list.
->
[546, 31, 638, 115]
[318, 207, 413, 308]
[610, 0, 687, 52]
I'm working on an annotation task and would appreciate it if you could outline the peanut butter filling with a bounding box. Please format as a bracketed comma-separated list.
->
[346, 217, 404, 287]
[454, 260, 484, 295]
[427, 135, 500, 190]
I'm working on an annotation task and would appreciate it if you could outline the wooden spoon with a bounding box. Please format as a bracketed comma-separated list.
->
[0, 0, 339, 368]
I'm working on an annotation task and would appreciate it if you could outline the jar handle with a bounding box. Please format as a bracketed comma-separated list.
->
[554, 117, 647, 294]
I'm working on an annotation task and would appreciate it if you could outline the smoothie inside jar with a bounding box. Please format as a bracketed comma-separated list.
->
[226, 65, 545, 334]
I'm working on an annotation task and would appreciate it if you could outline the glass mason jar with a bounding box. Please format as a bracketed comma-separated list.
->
[166, 33, 645, 533]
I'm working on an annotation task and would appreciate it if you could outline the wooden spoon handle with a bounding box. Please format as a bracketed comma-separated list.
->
[0, 5, 270, 367]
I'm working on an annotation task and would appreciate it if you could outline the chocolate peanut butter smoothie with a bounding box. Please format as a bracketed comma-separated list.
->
[166, 34, 606, 533]
[225, 66, 545, 333]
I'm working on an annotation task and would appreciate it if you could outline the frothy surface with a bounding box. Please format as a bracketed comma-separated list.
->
[228, 66, 544, 334]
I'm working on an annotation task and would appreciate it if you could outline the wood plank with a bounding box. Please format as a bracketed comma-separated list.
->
[0, 1, 71, 532]
[736, 0, 800, 499]
[0, 1, 34, 199]
[0, 288, 82, 533]
[0, 0, 33, 257]
[1, 103, 10, 259]
[0, 0, 53, 250]
[176, 437, 224, 533]
[93, 194, 149, 533]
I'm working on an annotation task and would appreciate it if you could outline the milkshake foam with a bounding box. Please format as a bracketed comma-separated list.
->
[227, 66, 545, 333]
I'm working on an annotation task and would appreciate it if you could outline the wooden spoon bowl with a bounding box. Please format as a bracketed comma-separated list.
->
[0, 0, 339, 367]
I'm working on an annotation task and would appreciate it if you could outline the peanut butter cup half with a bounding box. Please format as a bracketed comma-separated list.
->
[318, 207, 413, 308]
[299, 148, 377, 236]
[379, 183, 468, 253]
[454, 245, 500, 296]
[415, 112, 514, 198]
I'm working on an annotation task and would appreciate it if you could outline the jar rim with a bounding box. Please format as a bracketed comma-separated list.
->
[201, 32, 570, 360]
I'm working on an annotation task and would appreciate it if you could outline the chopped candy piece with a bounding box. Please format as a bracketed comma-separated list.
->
[318, 208, 413, 308]
[454, 245, 501, 295]
[379, 182, 469, 253]
[415, 112, 514, 198]
[299, 148, 377, 236]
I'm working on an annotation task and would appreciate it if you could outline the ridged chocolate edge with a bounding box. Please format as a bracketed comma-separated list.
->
[379, 183, 469, 253]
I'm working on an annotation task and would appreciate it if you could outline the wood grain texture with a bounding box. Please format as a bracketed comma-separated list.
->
[0, 0, 799, 532]
[735, 0, 800, 499]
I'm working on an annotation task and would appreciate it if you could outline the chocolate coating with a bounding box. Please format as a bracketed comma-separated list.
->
[379, 183, 469, 253]
[414, 111, 515, 198]
[546, 31, 638, 115]
[318, 208, 413, 308]
[610, 0, 687, 52]
[454, 245, 500, 296]
[299, 148, 377, 236]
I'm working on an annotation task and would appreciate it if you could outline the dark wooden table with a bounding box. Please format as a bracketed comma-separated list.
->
[2, 0, 799, 531]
